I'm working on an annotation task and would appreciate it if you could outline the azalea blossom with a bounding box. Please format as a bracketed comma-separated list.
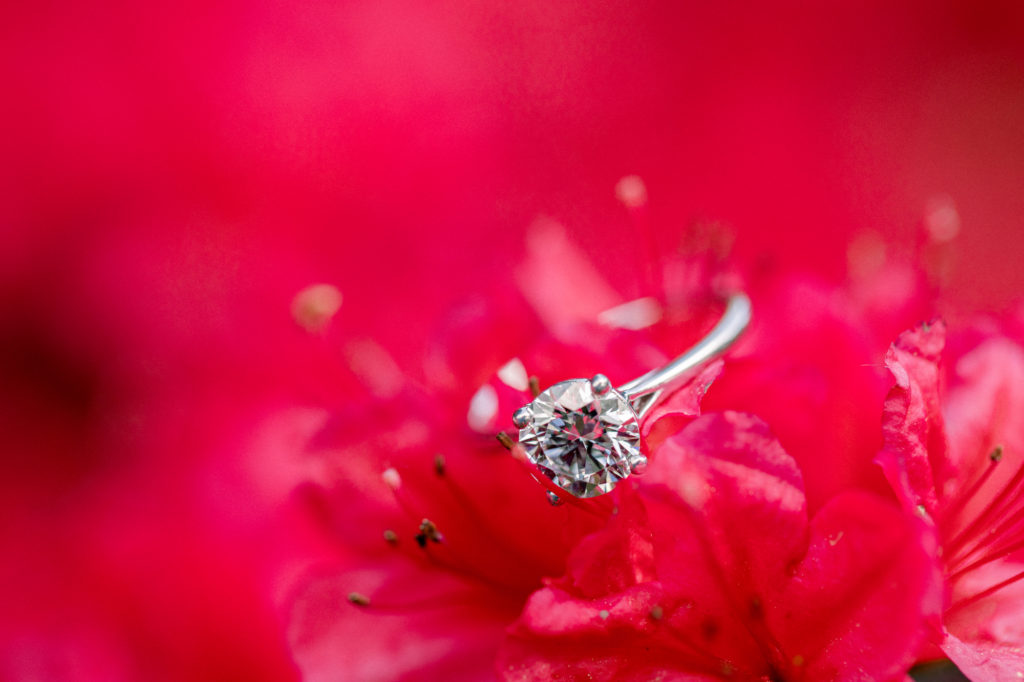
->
[3, 1, 1024, 680]
[288, 341, 942, 681]
[501, 412, 938, 682]
[287, 229, 734, 680]
[284, 226, 954, 680]
[703, 262, 932, 512]
[878, 318, 1024, 679]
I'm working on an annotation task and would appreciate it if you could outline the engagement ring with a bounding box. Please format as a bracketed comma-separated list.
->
[511, 293, 751, 499]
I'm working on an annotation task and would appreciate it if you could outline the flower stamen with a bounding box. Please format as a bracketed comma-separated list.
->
[415, 518, 444, 546]
[949, 494, 1024, 576]
[938, 447, 1002, 528]
[949, 536, 1024, 583]
[346, 589, 514, 614]
[947, 566, 1024, 616]
[382, 466, 540, 594]
[528, 376, 541, 398]
[347, 592, 371, 607]
[944, 447, 1024, 559]
[436, 456, 582, 576]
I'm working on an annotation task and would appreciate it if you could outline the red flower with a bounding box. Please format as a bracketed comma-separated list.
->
[878, 320, 1024, 678]
[287, 352, 720, 679]
[286, 233, 734, 680]
[499, 411, 939, 681]
[704, 263, 932, 512]
[0, 224, 325, 682]
[4, 1, 1024, 680]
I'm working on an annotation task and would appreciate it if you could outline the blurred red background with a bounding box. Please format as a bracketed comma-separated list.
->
[1, 1, 1022, 679]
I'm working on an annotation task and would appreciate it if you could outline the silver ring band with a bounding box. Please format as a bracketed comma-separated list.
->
[620, 292, 751, 417]
[511, 292, 752, 500]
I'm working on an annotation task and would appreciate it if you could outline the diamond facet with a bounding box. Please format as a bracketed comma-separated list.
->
[517, 379, 644, 498]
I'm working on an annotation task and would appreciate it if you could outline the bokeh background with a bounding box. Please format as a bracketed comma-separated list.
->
[1, 1, 1022, 680]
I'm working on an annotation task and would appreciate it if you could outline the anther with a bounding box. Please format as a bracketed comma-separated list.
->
[528, 376, 541, 398]
[615, 175, 648, 209]
[417, 518, 443, 546]
[291, 283, 342, 332]
[433, 454, 446, 476]
[649, 605, 664, 620]
[991, 445, 1004, 462]
[347, 592, 371, 607]
[382, 467, 401, 490]
[496, 432, 515, 450]
[383, 529, 398, 545]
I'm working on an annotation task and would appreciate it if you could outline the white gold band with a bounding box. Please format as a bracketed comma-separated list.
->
[619, 293, 751, 417]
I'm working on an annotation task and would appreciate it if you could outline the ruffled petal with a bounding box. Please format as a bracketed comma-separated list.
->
[642, 412, 808, 601]
[641, 359, 723, 438]
[499, 584, 722, 682]
[877, 321, 948, 516]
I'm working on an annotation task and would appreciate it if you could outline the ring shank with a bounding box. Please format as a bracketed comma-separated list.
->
[617, 293, 751, 401]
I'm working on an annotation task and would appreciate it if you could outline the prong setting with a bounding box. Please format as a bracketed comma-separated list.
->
[512, 406, 532, 429]
[590, 373, 611, 395]
[515, 378, 643, 498]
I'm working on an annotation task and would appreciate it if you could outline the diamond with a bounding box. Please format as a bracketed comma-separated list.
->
[517, 379, 644, 498]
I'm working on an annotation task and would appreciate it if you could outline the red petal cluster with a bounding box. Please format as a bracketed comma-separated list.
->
[287, 276, 725, 679]
[500, 412, 938, 681]
[3, 3, 1023, 680]
[287, 234, 964, 680]
[878, 317, 1024, 677]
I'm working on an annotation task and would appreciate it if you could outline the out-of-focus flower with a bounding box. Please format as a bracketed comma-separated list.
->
[878, 320, 1024, 678]
[500, 412, 939, 681]
[0, 221, 334, 680]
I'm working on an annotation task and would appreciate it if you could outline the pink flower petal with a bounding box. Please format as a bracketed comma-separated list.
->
[500, 412, 938, 681]
[289, 559, 514, 682]
[704, 276, 899, 511]
[941, 632, 1024, 681]
[876, 321, 949, 516]
[776, 491, 942, 681]
[640, 359, 723, 438]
